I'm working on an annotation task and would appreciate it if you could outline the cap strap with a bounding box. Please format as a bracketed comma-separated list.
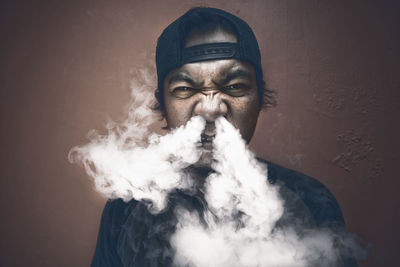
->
[181, 42, 238, 64]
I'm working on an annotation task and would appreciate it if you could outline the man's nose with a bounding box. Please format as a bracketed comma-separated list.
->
[193, 90, 228, 122]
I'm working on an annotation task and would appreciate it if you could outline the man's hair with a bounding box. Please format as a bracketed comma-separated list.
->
[154, 7, 276, 117]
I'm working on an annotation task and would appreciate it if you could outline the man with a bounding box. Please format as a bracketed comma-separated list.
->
[91, 7, 357, 266]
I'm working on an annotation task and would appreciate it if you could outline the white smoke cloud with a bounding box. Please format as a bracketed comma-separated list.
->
[69, 69, 206, 212]
[69, 69, 362, 266]
[171, 117, 343, 267]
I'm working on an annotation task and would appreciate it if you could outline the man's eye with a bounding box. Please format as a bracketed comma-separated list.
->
[171, 87, 197, 98]
[223, 84, 248, 97]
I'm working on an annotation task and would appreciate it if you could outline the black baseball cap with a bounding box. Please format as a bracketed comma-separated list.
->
[155, 7, 263, 93]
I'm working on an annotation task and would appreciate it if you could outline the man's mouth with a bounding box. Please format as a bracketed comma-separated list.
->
[201, 133, 214, 150]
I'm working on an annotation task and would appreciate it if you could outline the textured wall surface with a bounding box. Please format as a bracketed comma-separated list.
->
[1, 1, 399, 266]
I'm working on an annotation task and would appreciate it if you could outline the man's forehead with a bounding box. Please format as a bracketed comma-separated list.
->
[180, 59, 241, 73]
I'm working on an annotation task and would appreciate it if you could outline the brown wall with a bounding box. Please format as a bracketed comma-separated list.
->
[1, 1, 399, 266]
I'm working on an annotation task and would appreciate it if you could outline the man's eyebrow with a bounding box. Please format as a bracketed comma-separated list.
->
[168, 72, 201, 87]
[220, 68, 252, 84]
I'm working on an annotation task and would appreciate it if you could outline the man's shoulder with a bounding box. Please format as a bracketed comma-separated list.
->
[101, 198, 140, 226]
[258, 158, 346, 227]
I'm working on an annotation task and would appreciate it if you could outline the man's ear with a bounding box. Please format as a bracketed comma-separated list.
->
[154, 88, 162, 105]
[260, 80, 277, 110]
[152, 88, 167, 121]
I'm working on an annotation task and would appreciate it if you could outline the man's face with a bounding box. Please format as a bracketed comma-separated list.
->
[162, 30, 261, 168]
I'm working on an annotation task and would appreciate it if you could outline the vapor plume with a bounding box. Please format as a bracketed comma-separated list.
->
[69, 69, 206, 212]
[171, 117, 343, 267]
[70, 69, 361, 266]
